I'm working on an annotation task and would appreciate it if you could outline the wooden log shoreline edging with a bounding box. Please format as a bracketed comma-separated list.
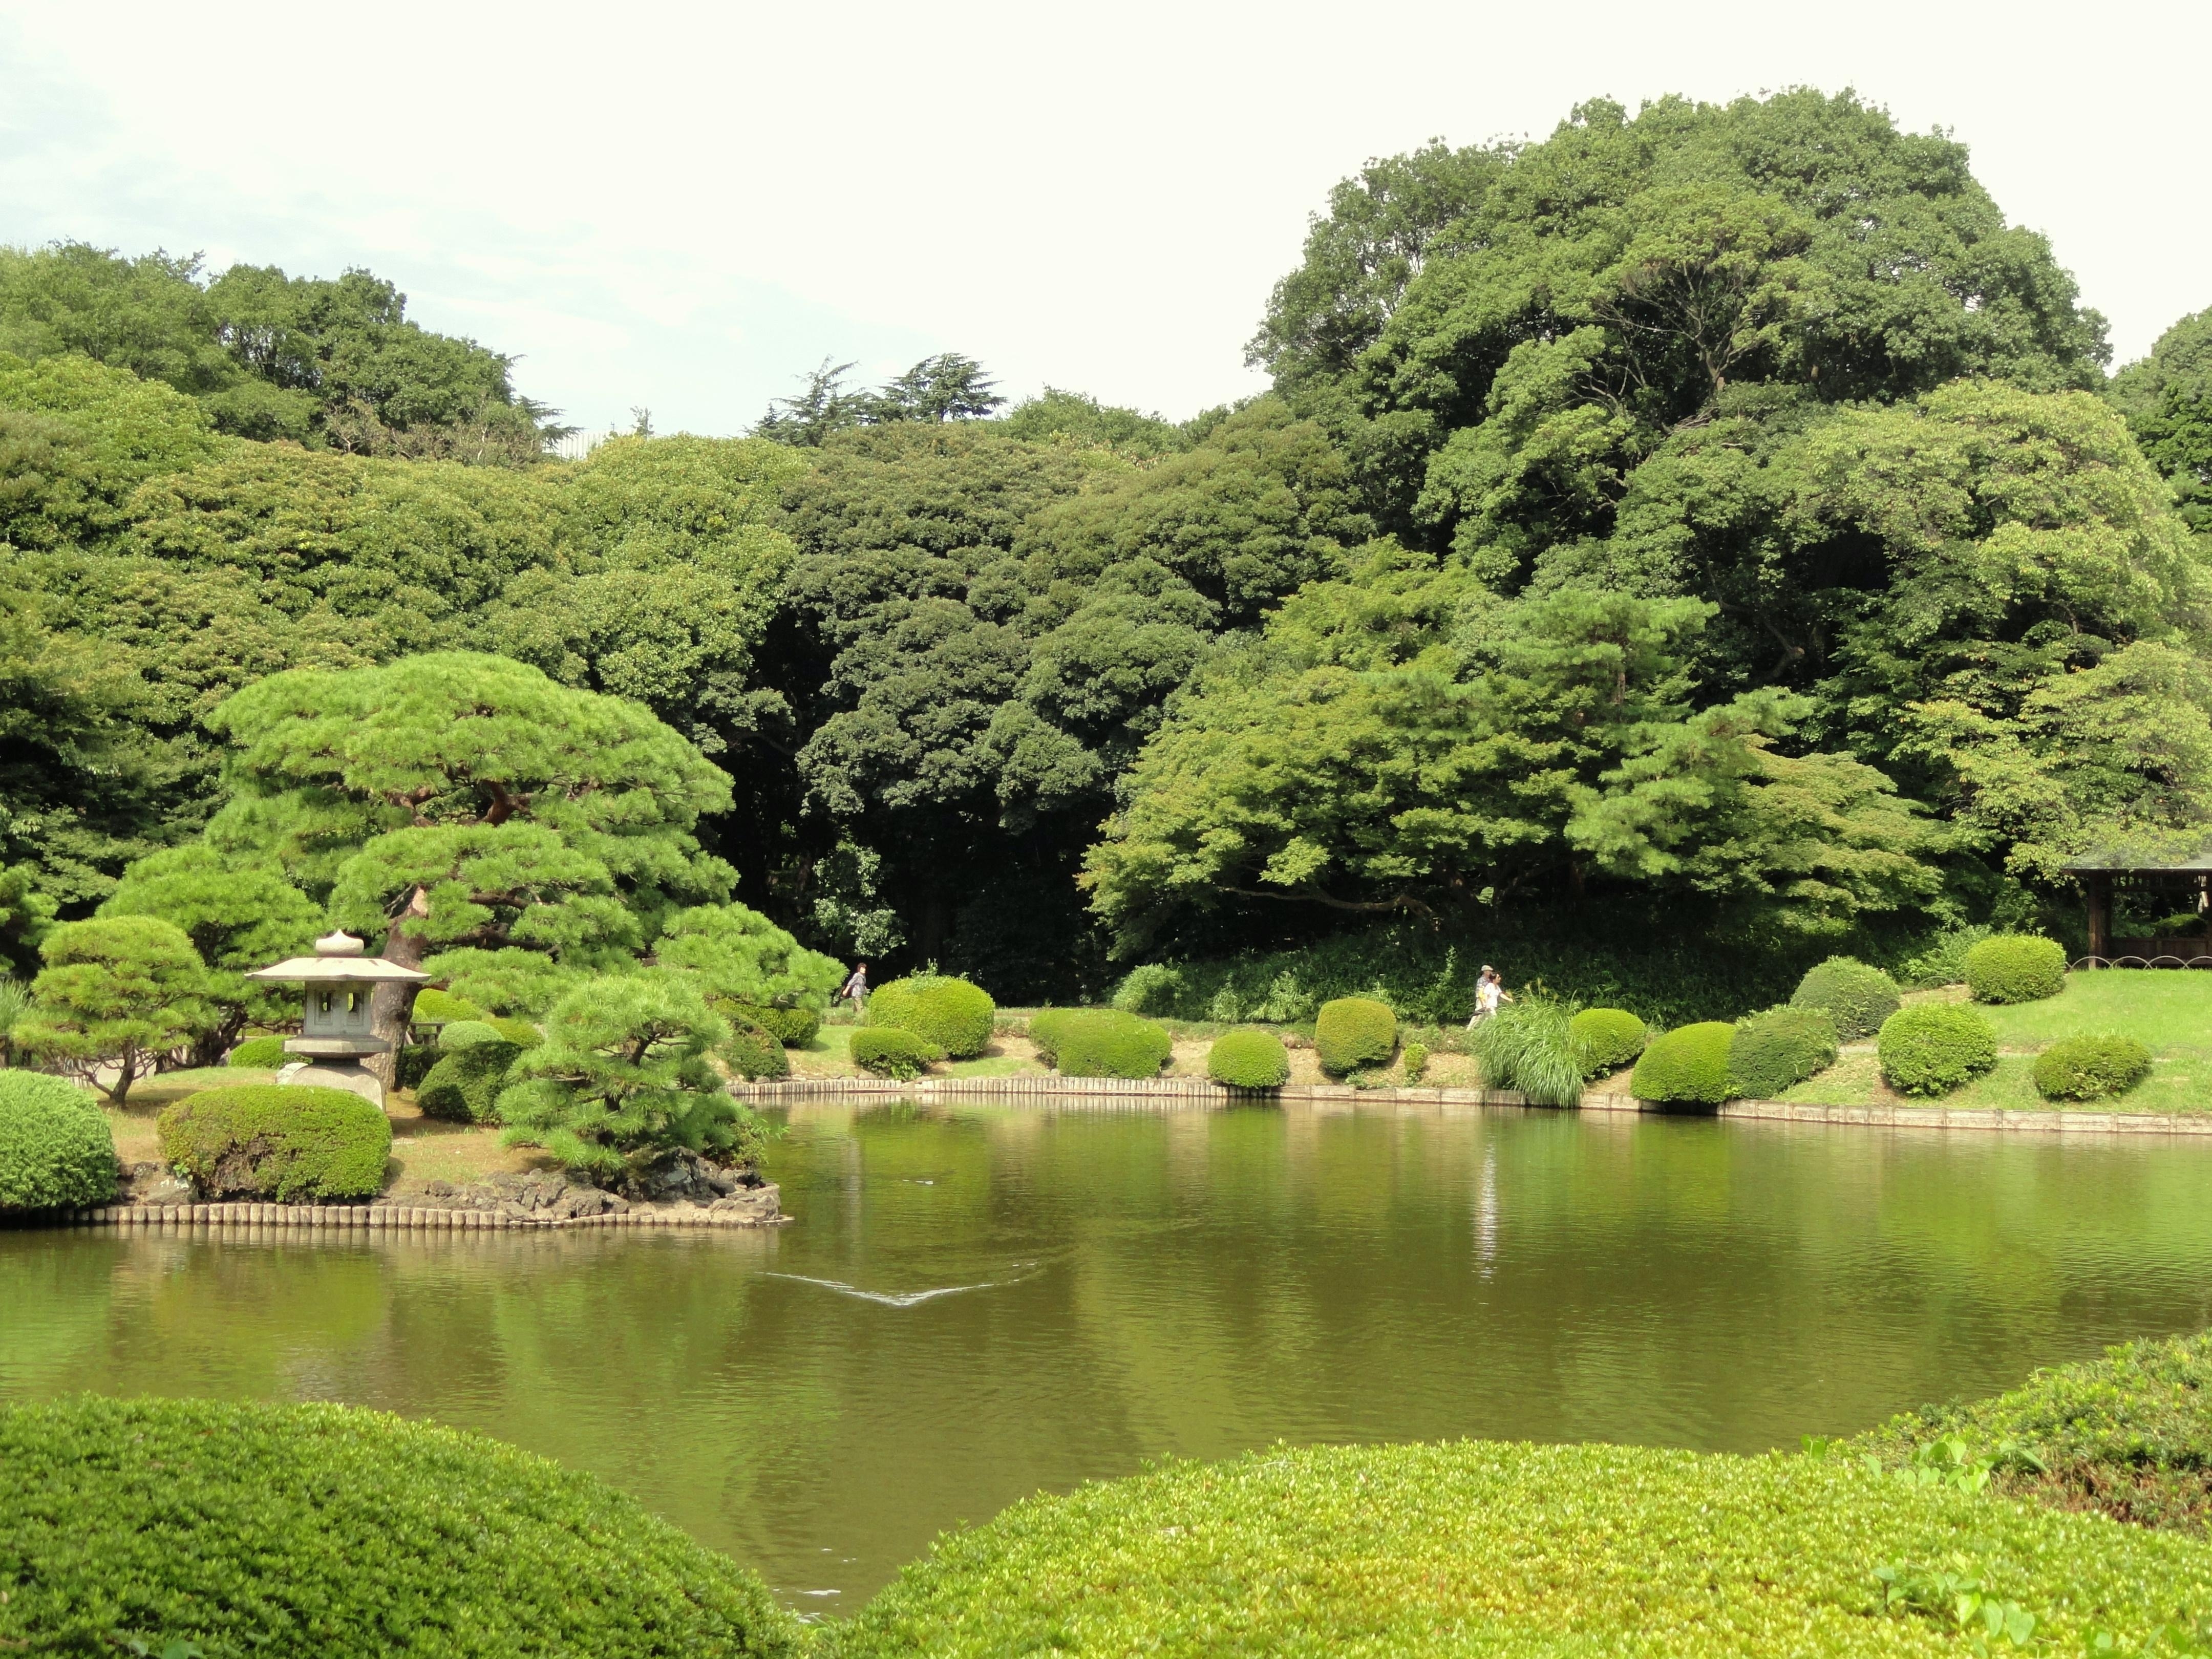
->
[731, 1074, 2212, 1136]
[42, 1201, 785, 1233]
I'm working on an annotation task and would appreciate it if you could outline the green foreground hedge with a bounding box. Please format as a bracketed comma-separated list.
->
[830, 1439, 2212, 1657]
[0, 1396, 801, 1658]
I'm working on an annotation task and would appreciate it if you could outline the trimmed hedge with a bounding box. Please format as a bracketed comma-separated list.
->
[828, 1438, 2212, 1658]
[866, 974, 995, 1058]
[730, 1003, 820, 1048]
[1630, 1022, 1736, 1106]
[0, 1072, 117, 1212]
[1877, 1004, 1998, 1098]
[410, 988, 483, 1026]
[1402, 1042, 1429, 1083]
[850, 1026, 944, 1080]
[157, 1085, 392, 1200]
[226, 1034, 288, 1068]
[1048, 1010, 1172, 1080]
[722, 1019, 790, 1082]
[440, 1019, 504, 1050]
[1206, 1029, 1290, 1088]
[0, 1396, 801, 1658]
[1313, 996, 1396, 1076]
[395, 1043, 439, 1091]
[1729, 1006, 1838, 1100]
[1963, 934, 2068, 1004]
[1567, 1007, 1646, 1076]
[2032, 1032, 2152, 1101]
[417, 1041, 525, 1124]
[1026, 1008, 1080, 1066]
[1789, 956, 1900, 1040]
[1860, 1329, 2212, 1533]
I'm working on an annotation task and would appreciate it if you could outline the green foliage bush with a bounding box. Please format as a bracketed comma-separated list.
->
[828, 1438, 2212, 1658]
[2031, 1033, 2152, 1102]
[0, 1071, 116, 1211]
[0, 1395, 801, 1657]
[395, 1043, 439, 1091]
[722, 1018, 790, 1082]
[1860, 1329, 2212, 1532]
[1566, 1008, 1647, 1076]
[157, 1085, 391, 1200]
[417, 1042, 525, 1124]
[1729, 1007, 1839, 1100]
[1111, 964, 1185, 1015]
[411, 988, 484, 1026]
[227, 1034, 288, 1068]
[1470, 1001, 1583, 1107]
[1314, 996, 1396, 1076]
[728, 1003, 820, 1047]
[1026, 1008, 1079, 1065]
[1402, 1042, 1429, 1083]
[1789, 956, 1901, 1040]
[1877, 1004, 1998, 1097]
[849, 1026, 943, 1080]
[866, 974, 995, 1058]
[1630, 1023, 1736, 1107]
[1897, 925, 1991, 988]
[1963, 934, 2068, 1004]
[439, 1019, 503, 1050]
[1050, 1010, 1172, 1080]
[1206, 1029, 1289, 1088]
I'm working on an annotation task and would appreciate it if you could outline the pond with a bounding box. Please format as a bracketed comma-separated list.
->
[5, 1098, 2211, 1611]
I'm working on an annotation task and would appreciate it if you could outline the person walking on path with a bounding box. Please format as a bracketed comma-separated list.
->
[838, 963, 869, 1017]
[1466, 965, 1513, 1030]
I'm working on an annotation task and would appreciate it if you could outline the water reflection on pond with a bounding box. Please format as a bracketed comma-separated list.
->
[5, 1098, 2211, 1608]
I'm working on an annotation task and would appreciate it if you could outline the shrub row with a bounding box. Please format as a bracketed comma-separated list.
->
[0, 1396, 801, 1658]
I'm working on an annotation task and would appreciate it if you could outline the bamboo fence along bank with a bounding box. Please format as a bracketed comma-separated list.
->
[729, 1074, 2212, 1135]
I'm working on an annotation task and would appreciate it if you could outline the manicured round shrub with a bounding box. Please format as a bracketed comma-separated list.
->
[1788, 956, 1900, 1040]
[157, 1085, 392, 1201]
[2032, 1032, 2153, 1102]
[416, 1041, 525, 1124]
[1728, 1006, 1838, 1100]
[1963, 933, 2068, 1004]
[1567, 1008, 1647, 1076]
[226, 1034, 288, 1068]
[439, 1019, 504, 1050]
[849, 1026, 944, 1080]
[0, 1396, 800, 1658]
[830, 1438, 2212, 1659]
[721, 1018, 790, 1082]
[729, 1002, 820, 1047]
[1206, 1030, 1290, 1089]
[1402, 1041, 1429, 1083]
[1026, 1007, 1081, 1065]
[1877, 1004, 1998, 1098]
[1630, 1022, 1736, 1107]
[1313, 996, 1396, 1076]
[1051, 1010, 1172, 1080]
[0, 1071, 117, 1212]
[410, 988, 483, 1026]
[866, 974, 995, 1058]
[485, 1015, 542, 1049]
[1111, 964, 1185, 1016]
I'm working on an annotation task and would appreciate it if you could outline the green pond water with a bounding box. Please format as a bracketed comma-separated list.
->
[5, 1098, 2212, 1611]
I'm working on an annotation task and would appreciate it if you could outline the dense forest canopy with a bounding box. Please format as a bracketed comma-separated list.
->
[4, 87, 2210, 1008]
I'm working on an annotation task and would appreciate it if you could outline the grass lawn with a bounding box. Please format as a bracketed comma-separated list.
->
[1776, 970, 2212, 1113]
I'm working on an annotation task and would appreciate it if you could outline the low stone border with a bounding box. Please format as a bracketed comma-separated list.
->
[46, 1200, 785, 1232]
[735, 1074, 2212, 1135]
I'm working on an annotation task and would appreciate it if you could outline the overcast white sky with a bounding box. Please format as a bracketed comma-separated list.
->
[3, 1, 2205, 435]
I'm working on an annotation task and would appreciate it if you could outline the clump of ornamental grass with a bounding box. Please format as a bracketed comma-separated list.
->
[1469, 999, 1583, 1107]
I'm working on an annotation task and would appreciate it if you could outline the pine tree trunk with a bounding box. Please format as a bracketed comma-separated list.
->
[368, 886, 430, 1088]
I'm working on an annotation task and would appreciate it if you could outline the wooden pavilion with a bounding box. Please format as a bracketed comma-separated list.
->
[2062, 850, 2212, 966]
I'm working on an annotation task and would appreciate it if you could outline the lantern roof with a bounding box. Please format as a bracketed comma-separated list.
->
[247, 930, 429, 983]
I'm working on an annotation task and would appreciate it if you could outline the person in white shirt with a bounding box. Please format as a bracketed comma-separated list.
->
[1466, 965, 1513, 1029]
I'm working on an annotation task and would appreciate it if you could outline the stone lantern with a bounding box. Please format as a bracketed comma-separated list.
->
[246, 931, 428, 1108]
